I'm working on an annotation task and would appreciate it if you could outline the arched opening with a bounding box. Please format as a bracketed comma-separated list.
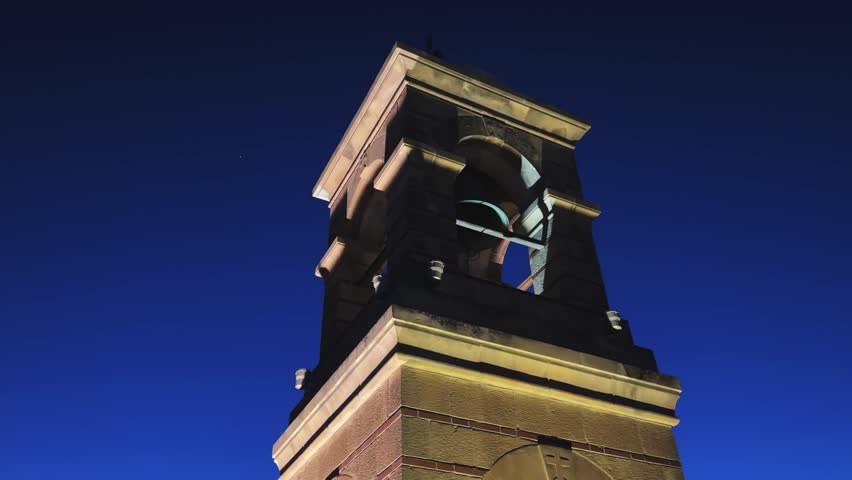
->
[453, 138, 541, 288]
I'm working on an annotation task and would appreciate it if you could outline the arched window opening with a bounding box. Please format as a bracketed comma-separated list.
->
[452, 139, 542, 289]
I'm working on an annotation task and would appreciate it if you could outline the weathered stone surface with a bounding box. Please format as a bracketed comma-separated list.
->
[581, 452, 685, 480]
[403, 416, 531, 468]
[638, 421, 681, 460]
[400, 365, 678, 454]
[340, 419, 401, 480]
[581, 408, 643, 453]
[484, 445, 611, 480]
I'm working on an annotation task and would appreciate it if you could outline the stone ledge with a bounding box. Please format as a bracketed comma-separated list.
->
[391, 306, 681, 406]
[373, 138, 466, 192]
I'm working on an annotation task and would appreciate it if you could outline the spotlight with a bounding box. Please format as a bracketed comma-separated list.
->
[429, 259, 445, 281]
[294, 368, 310, 390]
[606, 310, 623, 331]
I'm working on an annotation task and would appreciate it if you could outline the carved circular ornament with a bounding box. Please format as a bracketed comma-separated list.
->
[484, 445, 611, 480]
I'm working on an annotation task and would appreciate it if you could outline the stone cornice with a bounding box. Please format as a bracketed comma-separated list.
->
[313, 43, 591, 202]
[314, 236, 347, 278]
[542, 188, 602, 219]
[373, 138, 465, 192]
[517, 188, 602, 237]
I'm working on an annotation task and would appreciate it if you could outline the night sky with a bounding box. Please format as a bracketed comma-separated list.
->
[3, 3, 852, 479]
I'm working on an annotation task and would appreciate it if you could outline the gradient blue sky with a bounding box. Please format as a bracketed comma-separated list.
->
[3, 2, 852, 479]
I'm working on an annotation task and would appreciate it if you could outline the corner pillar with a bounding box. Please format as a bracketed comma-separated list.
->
[374, 139, 466, 287]
[520, 188, 608, 310]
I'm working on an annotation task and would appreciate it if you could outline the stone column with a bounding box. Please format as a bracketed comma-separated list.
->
[520, 188, 609, 311]
[374, 139, 466, 287]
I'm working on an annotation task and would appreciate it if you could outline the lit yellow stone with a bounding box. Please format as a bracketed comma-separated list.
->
[403, 417, 531, 468]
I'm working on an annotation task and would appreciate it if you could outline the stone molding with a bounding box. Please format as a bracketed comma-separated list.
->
[518, 188, 601, 237]
[313, 43, 591, 202]
[542, 188, 602, 219]
[373, 138, 466, 192]
[393, 308, 680, 412]
[314, 236, 347, 278]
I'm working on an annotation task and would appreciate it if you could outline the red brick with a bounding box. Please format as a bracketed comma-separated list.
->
[403, 456, 437, 469]
[469, 420, 500, 433]
[451, 417, 470, 426]
[603, 447, 631, 459]
[418, 411, 452, 423]
[454, 464, 488, 476]
[644, 454, 669, 465]
[571, 441, 590, 451]
[340, 412, 401, 469]
[376, 457, 402, 479]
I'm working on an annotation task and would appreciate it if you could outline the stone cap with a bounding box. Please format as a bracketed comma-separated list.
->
[313, 42, 592, 202]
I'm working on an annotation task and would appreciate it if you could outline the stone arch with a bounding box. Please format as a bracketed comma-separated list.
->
[483, 445, 613, 480]
[457, 134, 541, 191]
[456, 113, 544, 167]
[452, 135, 539, 285]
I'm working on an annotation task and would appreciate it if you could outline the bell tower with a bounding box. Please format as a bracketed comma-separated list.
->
[273, 44, 684, 480]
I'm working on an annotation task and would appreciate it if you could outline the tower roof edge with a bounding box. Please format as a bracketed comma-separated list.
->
[312, 42, 592, 202]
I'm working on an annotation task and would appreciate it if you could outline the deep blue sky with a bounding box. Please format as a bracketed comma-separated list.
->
[3, 3, 851, 479]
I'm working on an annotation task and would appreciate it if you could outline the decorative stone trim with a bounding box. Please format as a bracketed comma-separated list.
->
[373, 138, 465, 192]
[400, 407, 682, 469]
[517, 188, 601, 237]
[541, 188, 602, 219]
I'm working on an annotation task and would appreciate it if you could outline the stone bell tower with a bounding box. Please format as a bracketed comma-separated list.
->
[272, 43, 684, 480]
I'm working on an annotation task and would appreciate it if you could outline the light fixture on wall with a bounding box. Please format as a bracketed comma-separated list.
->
[294, 368, 310, 390]
[606, 310, 623, 331]
[429, 260, 445, 281]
